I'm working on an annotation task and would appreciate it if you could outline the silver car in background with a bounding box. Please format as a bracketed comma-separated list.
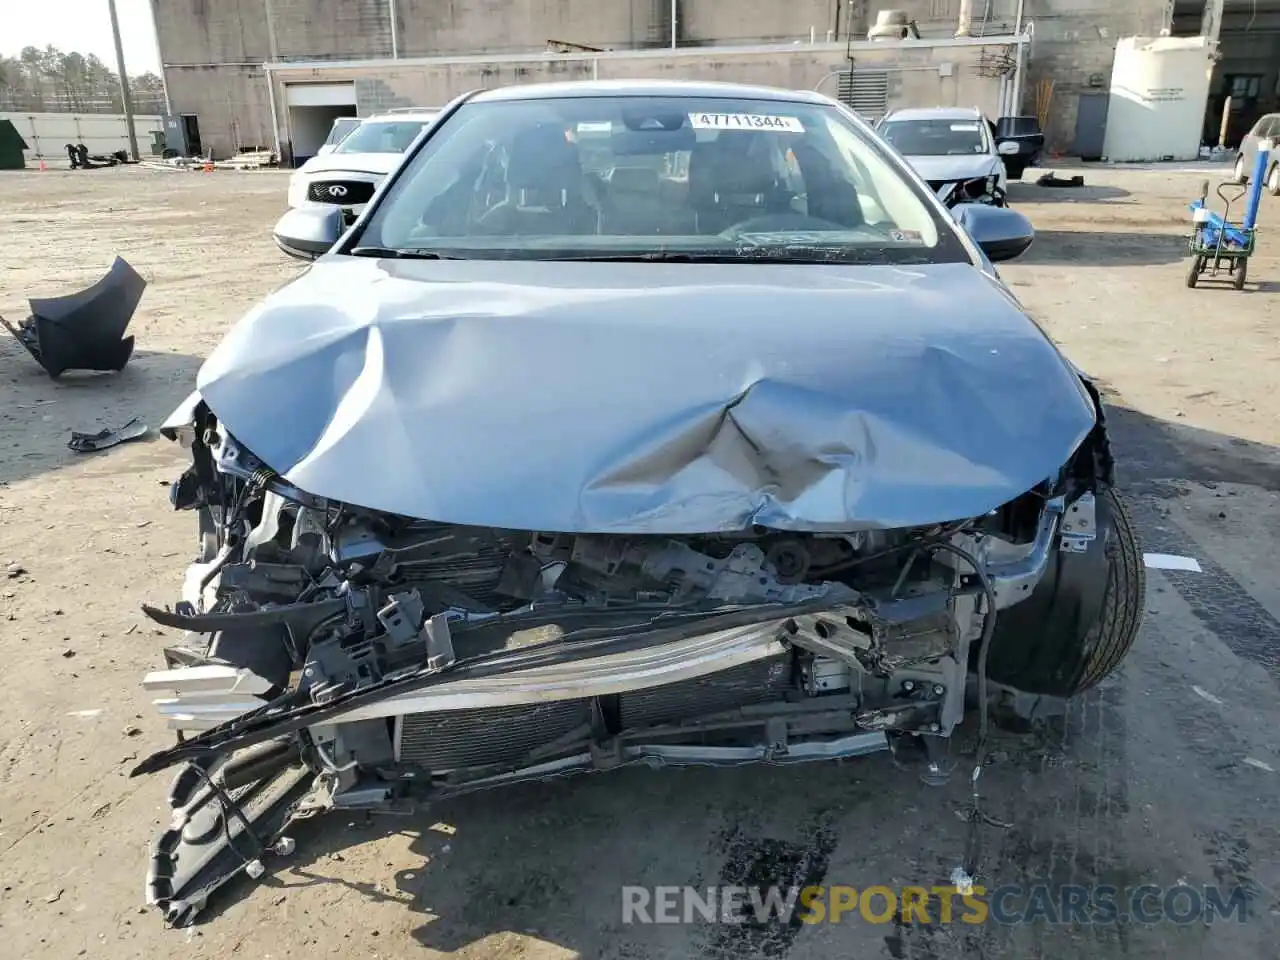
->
[1232, 112, 1280, 195]
[878, 106, 1010, 207]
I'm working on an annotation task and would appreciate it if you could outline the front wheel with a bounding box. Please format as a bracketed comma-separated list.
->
[1233, 258, 1248, 290]
[1268, 163, 1280, 197]
[1232, 155, 1246, 184]
[1186, 255, 1203, 287]
[981, 488, 1145, 698]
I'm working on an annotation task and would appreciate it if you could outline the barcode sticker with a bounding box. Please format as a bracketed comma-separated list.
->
[689, 113, 805, 133]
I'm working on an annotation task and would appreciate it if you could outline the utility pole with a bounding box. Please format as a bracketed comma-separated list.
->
[1201, 0, 1225, 45]
[108, 0, 140, 160]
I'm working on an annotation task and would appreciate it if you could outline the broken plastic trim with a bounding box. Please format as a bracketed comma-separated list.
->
[130, 594, 861, 777]
[133, 495, 1065, 779]
[1, 256, 145, 377]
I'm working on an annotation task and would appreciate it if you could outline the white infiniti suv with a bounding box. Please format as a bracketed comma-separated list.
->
[286, 109, 441, 217]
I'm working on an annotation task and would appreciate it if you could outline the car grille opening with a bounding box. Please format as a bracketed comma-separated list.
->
[307, 180, 376, 205]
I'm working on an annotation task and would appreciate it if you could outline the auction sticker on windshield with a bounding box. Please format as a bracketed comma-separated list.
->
[689, 113, 805, 133]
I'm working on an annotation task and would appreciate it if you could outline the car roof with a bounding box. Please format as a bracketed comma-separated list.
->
[363, 110, 442, 122]
[883, 106, 985, 122]
[469, 79, 833, 106]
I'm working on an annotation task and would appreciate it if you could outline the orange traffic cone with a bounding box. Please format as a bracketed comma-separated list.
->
[38, 158, 47, 172]
[202, 158, 214, 173]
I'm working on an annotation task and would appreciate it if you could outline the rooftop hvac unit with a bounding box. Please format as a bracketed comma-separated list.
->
[868, 9, 920, 41]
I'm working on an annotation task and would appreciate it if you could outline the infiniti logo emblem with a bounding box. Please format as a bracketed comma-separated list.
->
[327, 184, 349, 198]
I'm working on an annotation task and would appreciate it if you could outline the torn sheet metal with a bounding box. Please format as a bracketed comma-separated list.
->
[3, 256, 145, 378]
[195, 258, 1097, 534]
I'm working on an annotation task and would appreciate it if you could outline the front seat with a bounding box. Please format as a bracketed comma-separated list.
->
[476, 124, 598, 236]
[687, 135, 787, 234]
[601, 166, 671, 234]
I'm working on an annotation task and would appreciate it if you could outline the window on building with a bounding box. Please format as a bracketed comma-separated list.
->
[1226, 75, 1262, 100]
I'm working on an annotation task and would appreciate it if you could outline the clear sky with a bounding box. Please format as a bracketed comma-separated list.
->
[3, 0, 161, 73]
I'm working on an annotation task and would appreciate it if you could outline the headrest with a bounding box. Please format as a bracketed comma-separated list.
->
[508, 124, 581, 189]
[688, 136, 778, 201]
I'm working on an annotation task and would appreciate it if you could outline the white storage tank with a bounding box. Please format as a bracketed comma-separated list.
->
[1101, 36, 1215, 163]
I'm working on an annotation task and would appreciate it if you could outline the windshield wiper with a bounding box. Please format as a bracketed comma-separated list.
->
[349, 247, 463, 260]
[542, 252, 741, 263]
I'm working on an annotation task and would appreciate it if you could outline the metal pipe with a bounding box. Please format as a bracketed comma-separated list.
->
[107, 0, 141, 160]
[956, 0, 973, 37]
[263, 63, 282, 163]
[264, 36, 1025, 74]
[670, 0, 677, 50]
[1201, 0, 1226, 44]
[1009, 0, 1027, 116]
[389, 0, 400, 58]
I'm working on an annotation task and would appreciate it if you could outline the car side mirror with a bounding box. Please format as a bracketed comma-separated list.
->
[272, 206, 344, 261]
[952, 203, 1035, 262]
[996, 140, 1020, 155]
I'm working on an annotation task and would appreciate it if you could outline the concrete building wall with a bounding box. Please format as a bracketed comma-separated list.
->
[1018, 0, 1170, 152]
[163, 64, 275, 153]
[156, 0, 662, 64]
[390, 0, 659, 55]
[269, 42, 1008, 159]
[155, 0, 1167, 157]
[153, 0, 271, 63]
[679, 0, 968, 45]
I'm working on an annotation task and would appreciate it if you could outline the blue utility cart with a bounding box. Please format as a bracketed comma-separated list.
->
[1185, 138, 1271, 291]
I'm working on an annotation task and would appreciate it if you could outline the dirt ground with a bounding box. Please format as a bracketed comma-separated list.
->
[1, 163, 1278, 960]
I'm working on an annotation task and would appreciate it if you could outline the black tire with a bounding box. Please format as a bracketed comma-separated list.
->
[982, 488, 1145, 697]
[1233, 258, 1248, 290]
[1186, 255, 1202, 288]
[1268, 163, 1280, 197]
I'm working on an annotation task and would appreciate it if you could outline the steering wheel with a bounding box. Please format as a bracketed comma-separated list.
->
[474, 199, 516, 230]
[720, 213, 848, 236]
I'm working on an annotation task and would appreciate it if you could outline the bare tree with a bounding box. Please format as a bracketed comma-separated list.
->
[0, 44, 166, 113]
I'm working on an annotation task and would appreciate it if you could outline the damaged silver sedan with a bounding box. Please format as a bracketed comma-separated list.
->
[133, 81, 1144, 925]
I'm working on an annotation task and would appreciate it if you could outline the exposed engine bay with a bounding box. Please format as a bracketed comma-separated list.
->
[933, 177, 1007, 208]
[135, 398, 1105, 926]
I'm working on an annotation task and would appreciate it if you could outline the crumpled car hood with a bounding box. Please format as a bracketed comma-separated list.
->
[905, 154, 1002, 182]
[195, 258, 1096, 534]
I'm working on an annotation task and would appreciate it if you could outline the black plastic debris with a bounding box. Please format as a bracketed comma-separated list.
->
[68, 417, 149, 454]
[1035, 173, 1085, 188]
[1, 256, 145, 378]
